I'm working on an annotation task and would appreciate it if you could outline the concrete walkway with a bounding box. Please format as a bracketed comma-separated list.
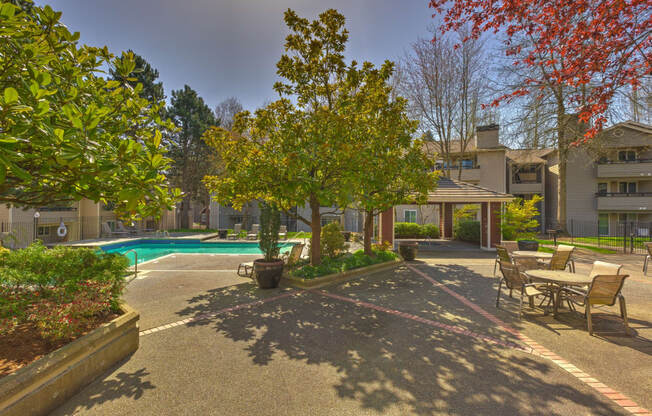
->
[52, 251, 651, 415]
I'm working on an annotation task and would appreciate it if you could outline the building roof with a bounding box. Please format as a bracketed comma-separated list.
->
[602, 120, 652, 135]
[506, 148, 555, 164]
[427, 177, 514, 203]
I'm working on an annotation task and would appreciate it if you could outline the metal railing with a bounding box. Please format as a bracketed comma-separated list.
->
[595, 192, 652, 197]
[546, 219, 652, 254]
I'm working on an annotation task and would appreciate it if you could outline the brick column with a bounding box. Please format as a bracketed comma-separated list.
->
[490, 202, 502, 249]
[443, 203, 453, 239]
[481, 202, 488, 248]
[379, 208, 394, 246]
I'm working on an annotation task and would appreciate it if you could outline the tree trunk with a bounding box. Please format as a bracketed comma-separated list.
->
[556, 107, 569, 231]
[309, 195, 321, 266]
[363, 210, 375, 256]
[179, 196, 191, 229]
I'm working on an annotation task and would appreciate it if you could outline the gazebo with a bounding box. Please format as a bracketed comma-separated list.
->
[379, 177, 514, 250]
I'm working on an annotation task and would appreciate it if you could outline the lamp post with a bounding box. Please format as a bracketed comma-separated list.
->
[33, 211, 40, 242]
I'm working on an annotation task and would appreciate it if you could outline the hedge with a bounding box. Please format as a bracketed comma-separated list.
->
[454, 220, 480, 243]
[394, 222, 440, 239]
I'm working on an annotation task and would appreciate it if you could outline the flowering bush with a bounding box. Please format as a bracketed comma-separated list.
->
[0, 242, 128, 341]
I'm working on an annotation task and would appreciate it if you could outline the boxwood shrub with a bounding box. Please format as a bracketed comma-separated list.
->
[394, 222, 440, 239]
[454, 220, 481, 243]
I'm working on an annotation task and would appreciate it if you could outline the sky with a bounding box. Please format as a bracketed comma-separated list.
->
[44, 0, 437, 112]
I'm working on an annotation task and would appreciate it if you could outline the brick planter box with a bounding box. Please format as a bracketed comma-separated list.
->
[0, 304, 139, 416]
[283, 258, 403, 289]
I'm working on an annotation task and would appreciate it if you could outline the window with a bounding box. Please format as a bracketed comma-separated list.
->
[597, 183, 608, 195]
[37, 226, 50, 236]
[461, 159, 474, 169]
[618, 182, 637, 193]
[618, 150, 636, 161]
[618, 213, 637, 224]
[404, 210, 417, 223]
[598, 214, 609, 235]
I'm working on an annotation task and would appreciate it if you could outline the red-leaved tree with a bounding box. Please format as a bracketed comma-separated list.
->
[429, 0, 651, 141]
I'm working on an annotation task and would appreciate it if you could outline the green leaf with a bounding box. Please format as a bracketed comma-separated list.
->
[4, 87, 18, 104]
[36, 101, 50, 116]
[0, 3, 16, 18]
[0, 164, 6, 185]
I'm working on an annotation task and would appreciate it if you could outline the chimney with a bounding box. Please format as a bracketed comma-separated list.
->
[475, 124, 499, 149]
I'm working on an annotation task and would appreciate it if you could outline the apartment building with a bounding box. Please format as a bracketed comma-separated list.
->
[0, 200, 177, 248]
[559, 120, 652, 232]
[401, 120, 651, 234]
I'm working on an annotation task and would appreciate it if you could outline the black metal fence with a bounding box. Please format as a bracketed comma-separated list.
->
[545, 219, 652, 255]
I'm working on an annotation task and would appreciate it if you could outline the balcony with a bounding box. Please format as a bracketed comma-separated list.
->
[595, 192, 652, 211]
[459, 167, 481, 183]
[596, 159, 652, 178]
[510, 171, 543, 194]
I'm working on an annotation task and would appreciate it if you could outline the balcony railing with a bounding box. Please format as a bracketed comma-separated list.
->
[595, 192, 652, 197]
[599, 158, 652, 164]
[596, 159, 652, 178]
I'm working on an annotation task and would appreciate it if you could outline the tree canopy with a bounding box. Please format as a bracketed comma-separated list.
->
[204, 9, 435, 264]
[0, 2, 179, 217]
[109, 50, 165, 104]
[428, 0, 651, 140]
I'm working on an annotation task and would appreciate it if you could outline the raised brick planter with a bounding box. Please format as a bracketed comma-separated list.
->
[283, 258, 403, 289]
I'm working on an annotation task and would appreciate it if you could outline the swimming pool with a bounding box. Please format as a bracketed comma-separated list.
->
[100, 239, 295, 266]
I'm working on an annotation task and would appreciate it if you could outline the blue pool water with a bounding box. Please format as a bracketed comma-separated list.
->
[101, 239, 295, 266]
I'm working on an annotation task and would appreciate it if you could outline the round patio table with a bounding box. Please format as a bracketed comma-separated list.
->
[524, 270, 592, 316]
[512, 251, 553, 259]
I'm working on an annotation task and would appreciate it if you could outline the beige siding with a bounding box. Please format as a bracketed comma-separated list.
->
[596, 162, 652, 178]
[565, 147, 599, 223]
[395, 204, 439, 225]
[477, 150, 506, 193]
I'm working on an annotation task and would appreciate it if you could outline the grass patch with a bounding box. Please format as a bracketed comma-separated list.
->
[168, 228, 219, 233]
[535, 239, 617, 254]
[288, 249, 398, 279]
[538, 246, 555, 253]
[287, 231, 312, 239]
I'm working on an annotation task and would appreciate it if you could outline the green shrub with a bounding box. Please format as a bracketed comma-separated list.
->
[0, 241, 129, 340]
[321, 222, 346, 258]
[454, 221, 480, 243]
[500, 195, 543, 240]
[259, 202, 281, 261]
[394, 222, 439, 238]
[289, 249, 398, 279]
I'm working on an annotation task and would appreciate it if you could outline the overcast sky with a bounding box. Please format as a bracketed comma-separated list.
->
[44, 1, 437, 112]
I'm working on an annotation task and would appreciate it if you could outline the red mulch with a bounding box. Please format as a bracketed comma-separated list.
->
[0, 312, 118, 378]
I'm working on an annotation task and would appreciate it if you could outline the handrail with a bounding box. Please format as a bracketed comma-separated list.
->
[598, 158, 652, 164]
[123, 249, 138, 278]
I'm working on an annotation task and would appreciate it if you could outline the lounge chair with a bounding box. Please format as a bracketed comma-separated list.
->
[237, 244, 305, 278]
[102, 222, 129, 238]
[247, 224, 259, 240]
[279, 225, 287, 240]
[559, 274, 630, 335]
[227, 224, 242, 240]
[496, 261, 544, 320]
[644, 242, 652, 275]
[493, 245, 512, 276]
[116, 221, 137, 235]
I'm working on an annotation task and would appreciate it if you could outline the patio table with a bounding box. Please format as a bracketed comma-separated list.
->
[524, 270, 592, 316]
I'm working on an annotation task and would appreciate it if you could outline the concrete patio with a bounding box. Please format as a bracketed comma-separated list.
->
[51, 250, 652, 415]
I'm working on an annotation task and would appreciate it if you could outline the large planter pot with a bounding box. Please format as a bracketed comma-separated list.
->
[517, 240, 539, 251]
[0, 304, 139, 416]
[253, 259, 284, 289]
[398, 242, 418, 261]
[218, 229, 229, 239]
[341, 231, 351, 242]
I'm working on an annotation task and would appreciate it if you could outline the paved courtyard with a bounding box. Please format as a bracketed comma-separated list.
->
[52, 250, 652, 415]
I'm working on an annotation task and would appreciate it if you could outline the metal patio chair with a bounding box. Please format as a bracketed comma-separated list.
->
[559, 274, 630, 335]
[227, 223, 242, 240]
[496, 261, 544, 320]
[493, 244, 512, 276]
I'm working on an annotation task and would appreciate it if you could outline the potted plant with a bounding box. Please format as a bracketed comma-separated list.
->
[398, 241, 418, 261]
[253, 202, 284, 288]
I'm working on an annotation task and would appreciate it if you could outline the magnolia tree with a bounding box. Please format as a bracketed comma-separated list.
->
[204, 9, 436, 265]
[349, 61, 438, 255]
[0, 3, 179, 218]
[500, 195, 544, 240]
[429, 0, 651, 140]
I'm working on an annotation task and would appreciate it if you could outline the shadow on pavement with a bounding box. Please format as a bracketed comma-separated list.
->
[174, 276, 623, 415]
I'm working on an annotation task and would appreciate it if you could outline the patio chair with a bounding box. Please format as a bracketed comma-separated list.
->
[237, 244, 305, 278]
[496, 261, 544, 320]
[644, 242, 652, 275]
[493, 245, 512, 276]
[502, 241, 519, 254]
[589, 260, 623, 278]
[279, 225, 287, 240]
[227, 224, 242, 240]
[102, 222, 129, 238]
[543, 244, 575, 272]
[559, 274, 630, 335]
[247, 224, 260, 240]
[513, 256, 554, 307]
